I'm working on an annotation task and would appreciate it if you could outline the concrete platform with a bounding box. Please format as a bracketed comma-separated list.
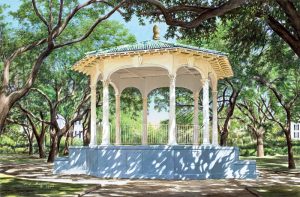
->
[54, 145, 257, 180]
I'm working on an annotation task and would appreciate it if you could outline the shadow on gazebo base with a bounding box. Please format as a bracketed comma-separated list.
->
[54, 145, 257, 180]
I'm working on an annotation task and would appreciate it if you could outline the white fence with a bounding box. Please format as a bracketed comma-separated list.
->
[98, 123, 203, 145]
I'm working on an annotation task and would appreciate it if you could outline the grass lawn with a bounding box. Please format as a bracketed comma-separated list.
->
[0, 154, 95, 197]
[242, 155, 300, 197]
[255, 186, 300, 197]
[0, 173, 91, 197]
[0, 154, 45, 164]
[241, 155, 300, 170]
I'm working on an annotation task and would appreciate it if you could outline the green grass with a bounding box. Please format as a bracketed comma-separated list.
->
[241, 155, 300, 171]
[241, 155, 300, 197]
[0, 154, 45, 164]
[0, 154, 94, 196]
[0, 173, 91, 197]
[254, 186, 300, 197]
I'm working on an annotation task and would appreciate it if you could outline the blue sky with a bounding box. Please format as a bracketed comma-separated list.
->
[1, 0, 174, 42]
[1, 0, 170, 123]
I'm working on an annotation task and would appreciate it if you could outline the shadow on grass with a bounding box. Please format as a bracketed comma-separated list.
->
[0, 173, 91, 197]
[253, 186, 300, 197]
[241, 155, 300, 171]
[0, 154, 45, 165]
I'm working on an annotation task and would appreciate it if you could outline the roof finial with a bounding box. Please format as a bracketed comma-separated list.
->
[153, 25, 160, 40]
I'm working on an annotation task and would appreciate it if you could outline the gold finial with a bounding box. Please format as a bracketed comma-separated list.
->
[153, 25, 160, 40]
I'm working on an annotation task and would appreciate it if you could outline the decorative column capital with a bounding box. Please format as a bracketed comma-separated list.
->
[103, 79, 110, 87]
[169, 74, 176, 81]
[201, 78, 209, 84]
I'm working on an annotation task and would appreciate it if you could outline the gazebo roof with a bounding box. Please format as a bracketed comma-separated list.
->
[86, 40, 227, 57]
[73, 25, 233, 79]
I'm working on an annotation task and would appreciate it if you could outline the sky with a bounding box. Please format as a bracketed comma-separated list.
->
[1, 0, 170, 123]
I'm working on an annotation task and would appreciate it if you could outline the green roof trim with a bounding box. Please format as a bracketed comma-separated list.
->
[85, 40, 227, 56]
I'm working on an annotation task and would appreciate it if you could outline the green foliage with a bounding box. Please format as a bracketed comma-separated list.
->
[0, 125, 28, 154]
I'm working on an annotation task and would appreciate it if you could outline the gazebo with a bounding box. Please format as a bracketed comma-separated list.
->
[54, 26, 256, 179]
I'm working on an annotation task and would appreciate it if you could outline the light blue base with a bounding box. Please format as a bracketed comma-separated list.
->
[54, 145, 257, 179]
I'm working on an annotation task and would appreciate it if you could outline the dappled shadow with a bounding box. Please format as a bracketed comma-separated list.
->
[83, 179, 255, 197]
[54, 145, 257, 180]
[1, 154, 299, 196]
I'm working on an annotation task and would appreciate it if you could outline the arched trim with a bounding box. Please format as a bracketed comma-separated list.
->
[110, 81, 120, 95]
[120, 86, 143, 97]
[106, 64, 171, 80]
[175, 64, 205, 80]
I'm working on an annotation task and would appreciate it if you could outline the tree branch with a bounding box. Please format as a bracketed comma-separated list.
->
[55, 0, 126, 48]
[140, 0, 247, 28]
[254, 75, 286, 108]
[32, 0, 49, 31]
[17, 103, 51, 125]
[1, 38, 47, 94]
[276, 0, 300, 38]
[266, 15, 300, 57]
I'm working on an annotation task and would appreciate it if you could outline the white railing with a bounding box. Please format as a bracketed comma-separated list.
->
[98, 123, 203, 145]
[121, 124, 142, 145]
[177, 124, 202, 144]
[147, 124, 168, 145]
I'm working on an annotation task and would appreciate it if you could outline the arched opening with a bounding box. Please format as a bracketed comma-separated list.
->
[109, 66, 170, 145]
[176, 66, 203, 144]
[119, 87, 142, 145]
[147, 87, 169, 144]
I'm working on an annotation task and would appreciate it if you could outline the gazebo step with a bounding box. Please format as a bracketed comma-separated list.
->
[54, 145, 256, 179]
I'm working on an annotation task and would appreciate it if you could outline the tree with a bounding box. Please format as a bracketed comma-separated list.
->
[237, 92, 271, 157]
[248, 32, 299, 168]
[11, 18, 136, 162]
[0, 0, 126, 133]
[223, 1, 300, 58]
[135, 1, 300, 59]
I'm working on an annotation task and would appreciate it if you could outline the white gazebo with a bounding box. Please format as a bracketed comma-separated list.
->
[54, 26, 256, 180]
[74, 25, 233, 147]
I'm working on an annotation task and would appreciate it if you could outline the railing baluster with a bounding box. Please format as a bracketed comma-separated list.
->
[106, 123, 203, 145]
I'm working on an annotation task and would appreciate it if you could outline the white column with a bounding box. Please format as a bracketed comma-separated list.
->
[212, 90, 218, 146]
[168, 75, 177, 145]
[115, 94, 121, 145]
[101, 80, 110, 145]
[193, 91, 199, 145]
[142, 96, 148, 145]
[90, 84, 97, 146]
[202, 78, 210, 145]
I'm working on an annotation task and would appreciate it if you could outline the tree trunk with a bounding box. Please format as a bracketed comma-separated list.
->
[83, 116, 90, 146]
[26, 113, 46, 158]
[37, 137, 46, 158]
[0, 96, 10, 133]
[57, 134, 62, 155]
[28, 140, 33, 155]
[220, 128, 228, 146]
[63, 131, 70, 155]
[83, 128, 90, 146]
[47, 134, 58, 163]
[219, 83, 240, 146]
[284, 129, 296, 169]
[256, 134, 264, 157]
